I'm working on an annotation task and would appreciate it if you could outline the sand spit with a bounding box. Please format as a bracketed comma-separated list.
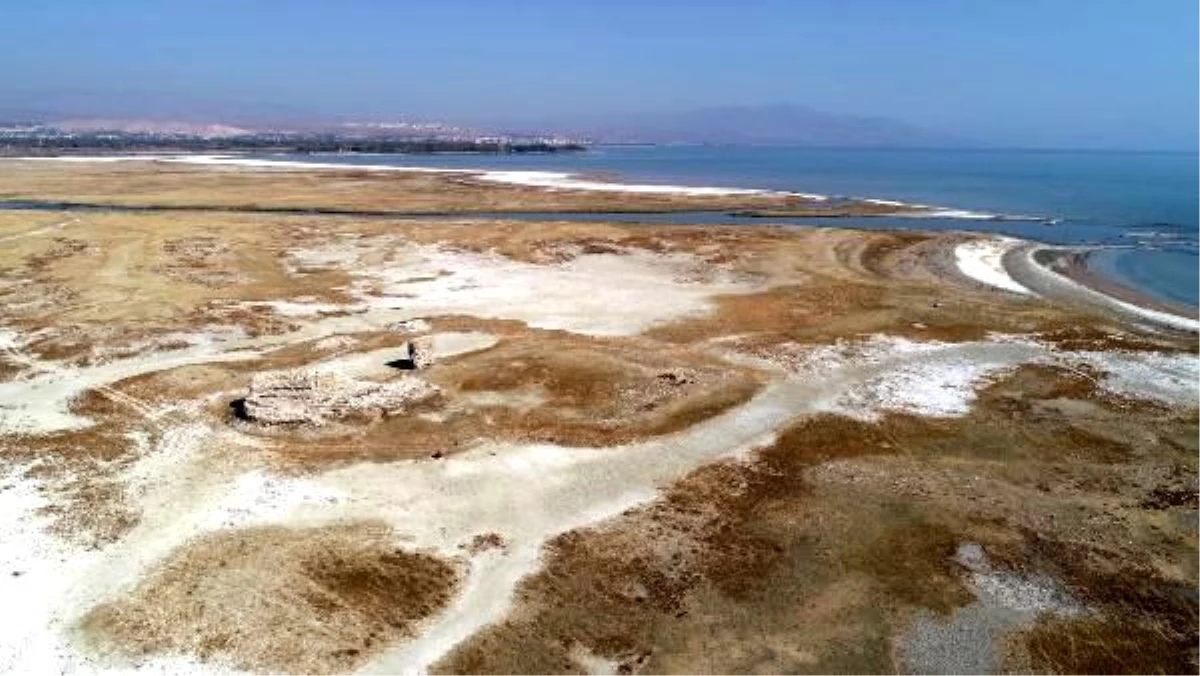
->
[4, 155, 1069, 225]
[473, 169, 800, 198]
[12, 154, 1046, 211]
[1013, 246, 1199, 333]
[954, 236, 1198, 333]
[955, 237, 1035, 296]
[861, 197, 1043, 221]
[15, 154, 459, 175]
[14, 155, 802, 199]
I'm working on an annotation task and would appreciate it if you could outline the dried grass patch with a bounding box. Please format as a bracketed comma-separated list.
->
[80, 522, 462, 674]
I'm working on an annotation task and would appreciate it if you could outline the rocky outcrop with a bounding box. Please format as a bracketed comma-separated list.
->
[241, 369, 438, 427]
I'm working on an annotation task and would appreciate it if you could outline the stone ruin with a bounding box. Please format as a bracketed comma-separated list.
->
[387, 339, 434, 371]
[409, 339, 434, 369]
[239, 369, 439, 427]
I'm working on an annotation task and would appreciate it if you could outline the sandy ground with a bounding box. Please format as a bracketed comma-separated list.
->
[954, 238, 1035, 296]
[0, 161, 1195, 675]
[1016, 245, 1199, 332]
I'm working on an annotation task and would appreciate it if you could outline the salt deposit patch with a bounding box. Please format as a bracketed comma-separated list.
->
[1061, 350, 1199, 406]
[291, 241, 763, 337]
[956, 238, 1034, 295]
[15, 154, 457, 175]
[0, 341, 263, 434]
[763, 333, 1195, 415]
[834, 356, 1014, 419]
[764, 335, 1199, 416]
[0, 463, 88, 674]
[764, 336, 1033, 420]
[569, 644, 622, 675]
[899, 542, 1084, 674]
[475, 169, 798, 197]
[954, 542, 1084, 616]
[383, 248, 758, 336]
[15, 155, 810, 198]
[0, 461, 255, 676]
[190, 470, 346, 533]
[0, 327, 18, 351]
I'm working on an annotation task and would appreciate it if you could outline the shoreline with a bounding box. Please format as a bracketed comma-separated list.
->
[11, 153, 1024, 218]
[1045, 248, 1197, 318]
[6, 153, 1196, 328]
[1009, 245, 1199, 333]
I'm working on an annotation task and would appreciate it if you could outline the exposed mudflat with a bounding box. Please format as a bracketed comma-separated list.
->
[0, 160, 1195, 675]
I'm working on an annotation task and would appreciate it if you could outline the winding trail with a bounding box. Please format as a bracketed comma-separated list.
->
[2, 226, 1196, 674]
[1, 315, 1060, 675]
[0, 216, 80, 243]
[289, 341, 1046, 673]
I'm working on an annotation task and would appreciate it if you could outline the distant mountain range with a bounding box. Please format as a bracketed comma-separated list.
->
[523, 104, 968, 147]
[0, 102, 967, 148]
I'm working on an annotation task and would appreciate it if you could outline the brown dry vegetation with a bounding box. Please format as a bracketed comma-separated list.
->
[80, 522, 462, 674]
[643, 230, 1112, 348]
[0, 160, 812, 214]
[232, 329, 764, 468]
[433, 365, 1197, 675]
[1, 161, 1195, 675]
[0, 200, 1157, 371]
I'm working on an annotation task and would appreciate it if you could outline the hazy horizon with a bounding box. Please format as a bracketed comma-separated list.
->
[4, 0, 1197, 151]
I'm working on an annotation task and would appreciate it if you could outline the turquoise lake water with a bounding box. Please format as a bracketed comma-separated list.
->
[262, 146, 1196, 309]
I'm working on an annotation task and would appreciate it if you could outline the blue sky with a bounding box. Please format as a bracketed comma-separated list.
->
[3, 0, 1196, 149]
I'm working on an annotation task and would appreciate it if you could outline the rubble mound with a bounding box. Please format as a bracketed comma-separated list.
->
[241, 369, 439, 427]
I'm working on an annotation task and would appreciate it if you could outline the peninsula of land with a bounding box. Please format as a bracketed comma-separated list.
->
[0, 156, 1194, 675]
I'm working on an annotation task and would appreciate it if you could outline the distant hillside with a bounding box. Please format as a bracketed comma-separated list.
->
[2, 101, 968, 149]
[50, 119, 253, 138]
[539, 104, 966, 147]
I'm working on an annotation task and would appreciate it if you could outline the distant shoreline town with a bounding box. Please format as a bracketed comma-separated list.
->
[0, 120, 587, 155]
